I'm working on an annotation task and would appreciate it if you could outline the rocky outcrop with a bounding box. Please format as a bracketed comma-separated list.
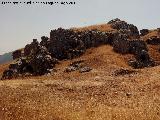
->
[29, 43, 58, 75]
[24, 39, 39, 56]
[108, 18, 139, 39]
[1, 58, 32, 80]
[127, 40, 154, 68]
[146, 36, 160, 45]
[112, 32, 148, 55]
[1, 39, 58, 80]
[40, 36, 49, 47]
[112, 33, 130, 54]
[140, 29, 149, 36]
[1, 18, 157, 80]
[129, 40, 148, 55]
[128, 49, 155, 69]
[49, 28, 110, 60]
[49, 28, 85, 60]
[12, 49, 22, 60]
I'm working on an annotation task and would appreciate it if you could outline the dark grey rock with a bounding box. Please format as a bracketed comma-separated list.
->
[146, 36, 160, 45]
[129, 40, 148, 55]
[140, 29, 149, 36]
[112, 33, 130, 54]
[12, 49, 22, 60]
[108, 18, 139, 39]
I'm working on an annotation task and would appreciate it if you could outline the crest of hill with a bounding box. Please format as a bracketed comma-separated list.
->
[71, 24, 116, 32]
[141, 29, 160, 41]
[1, 19, 160, 79]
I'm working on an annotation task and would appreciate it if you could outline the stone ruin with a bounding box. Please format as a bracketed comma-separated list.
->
[1, 18, 157, 80]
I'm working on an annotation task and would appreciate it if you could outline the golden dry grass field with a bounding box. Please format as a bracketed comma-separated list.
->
[0, 25, 160, 120]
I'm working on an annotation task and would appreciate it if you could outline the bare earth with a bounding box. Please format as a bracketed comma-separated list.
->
[0, 45, 160, 120]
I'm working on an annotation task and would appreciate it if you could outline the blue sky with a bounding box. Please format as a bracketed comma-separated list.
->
[0, 0, 160, 54]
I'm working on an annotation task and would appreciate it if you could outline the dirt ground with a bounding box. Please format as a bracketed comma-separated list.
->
[0, 45, 160, 120]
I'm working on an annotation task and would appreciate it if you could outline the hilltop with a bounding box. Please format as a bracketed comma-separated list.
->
[0, 18, 160, 120]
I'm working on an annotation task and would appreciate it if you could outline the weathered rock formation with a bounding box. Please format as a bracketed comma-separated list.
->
[128, 50, 155, 69]
[1, 39, 58, 80]
[1, 18, 157, 80]
[140, 29, 149, 36]
[12, 49, 22, 60]
[108, 18, 139, 39]
[146, 36, 160, 45]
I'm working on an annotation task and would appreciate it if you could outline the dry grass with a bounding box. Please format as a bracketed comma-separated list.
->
[141, 30, 160, 41]
[0, 62, 10, 78]
[0, 25, 160, 120]
[0, 45, 160, 120]
[71, 24, 116, 32]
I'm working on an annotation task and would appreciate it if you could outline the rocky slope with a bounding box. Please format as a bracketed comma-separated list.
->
[1, 18, 159, 80]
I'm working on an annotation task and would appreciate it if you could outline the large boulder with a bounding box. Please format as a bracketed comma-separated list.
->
[108, 18, 139, 39]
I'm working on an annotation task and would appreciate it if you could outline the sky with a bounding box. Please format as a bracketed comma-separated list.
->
[0, 0, 160, 54]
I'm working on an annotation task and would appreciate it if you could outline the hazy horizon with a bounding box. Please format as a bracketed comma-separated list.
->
[0, 0, 160, 54]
